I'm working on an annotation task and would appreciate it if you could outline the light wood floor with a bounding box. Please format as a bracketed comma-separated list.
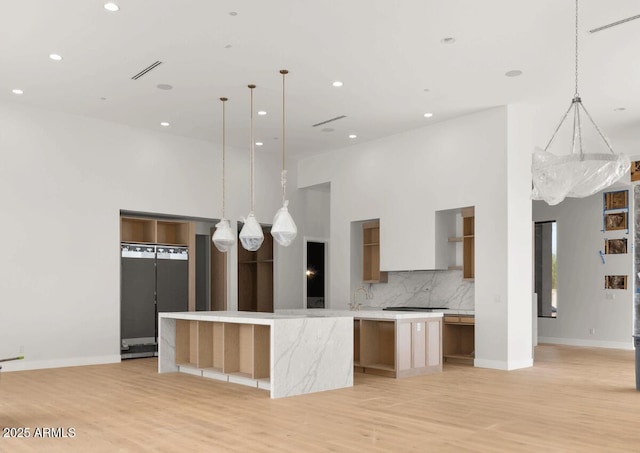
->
[1, 344, 639, 452]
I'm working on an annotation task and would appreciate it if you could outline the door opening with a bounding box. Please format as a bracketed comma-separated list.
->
[306, 241, 326, 308]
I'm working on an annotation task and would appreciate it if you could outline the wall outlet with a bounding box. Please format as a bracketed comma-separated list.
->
[589, 328, 595, 336]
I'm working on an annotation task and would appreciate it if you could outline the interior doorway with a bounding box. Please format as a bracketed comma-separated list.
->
[304, 238, 328, 309]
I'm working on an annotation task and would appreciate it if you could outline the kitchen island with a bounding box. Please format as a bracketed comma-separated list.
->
[277, 309, 444, 378]
[158, 311, 353, 398]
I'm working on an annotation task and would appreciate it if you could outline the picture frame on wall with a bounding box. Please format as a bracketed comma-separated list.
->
[631, 161, 640, 182]
[604, 190, 628, 210]
[604, 275, 627, 290]
[604, 238, 627, 254]
[604, 212, 627, 231]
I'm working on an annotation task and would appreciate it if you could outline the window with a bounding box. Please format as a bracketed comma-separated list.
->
[535, 221, 557, 318]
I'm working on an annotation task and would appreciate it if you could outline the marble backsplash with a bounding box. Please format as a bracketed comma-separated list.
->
[360, 270, 474, 310]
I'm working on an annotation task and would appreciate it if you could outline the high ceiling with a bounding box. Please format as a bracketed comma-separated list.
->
[1, 0, 639, 159]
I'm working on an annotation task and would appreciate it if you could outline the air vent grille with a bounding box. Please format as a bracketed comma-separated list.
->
[131, 61, 163, 80]
[312, 115, 347, 127]
[589, 14, 640, 33]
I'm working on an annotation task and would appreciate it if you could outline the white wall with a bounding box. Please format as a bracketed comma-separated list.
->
[298, 106, 534, 370]
[533, 192, 634, 349]
[0, 101, 305, 370]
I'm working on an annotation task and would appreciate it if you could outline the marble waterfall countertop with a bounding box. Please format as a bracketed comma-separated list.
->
[158, 311, 353, 398]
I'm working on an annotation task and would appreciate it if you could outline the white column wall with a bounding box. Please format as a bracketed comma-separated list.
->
[298, 106, 534, 369]
[0, 101, 303, 370]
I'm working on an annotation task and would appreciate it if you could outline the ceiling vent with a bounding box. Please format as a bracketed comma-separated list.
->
[131, 61, 163, 80]
[312, 115, 347, 128]
[589, 13, 640, 33]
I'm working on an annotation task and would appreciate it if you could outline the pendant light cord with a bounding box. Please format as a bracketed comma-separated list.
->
[280, 70, 288, 204]
[574, 0, 579, 97]
[220, 97, 227, 219]
[249, 84, 256, 213]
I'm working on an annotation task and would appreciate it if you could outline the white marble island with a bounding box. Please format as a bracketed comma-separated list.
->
[159, 311, 353, 399]
[277, 309, 444, 378]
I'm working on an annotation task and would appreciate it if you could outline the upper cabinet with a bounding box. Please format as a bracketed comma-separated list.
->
[435, 206, 474, 280]
[461, 207, 475, 280]
[363, 221, 388, 283]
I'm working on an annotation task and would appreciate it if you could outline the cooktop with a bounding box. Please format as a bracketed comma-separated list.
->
[382, 306, 448, 311]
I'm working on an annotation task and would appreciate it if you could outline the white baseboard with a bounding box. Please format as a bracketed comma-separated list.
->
[538, 337, 634, 351]
[474, 358, 533, 370]
[0, 355, 121, 372]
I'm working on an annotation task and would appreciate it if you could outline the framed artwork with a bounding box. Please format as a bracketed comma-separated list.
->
[605, 212, 627, 231]
[604, 238, 627, 254]
[604, 275, 627, 290]
[632, 161, 640, 182]
[604, 190, 628, 210]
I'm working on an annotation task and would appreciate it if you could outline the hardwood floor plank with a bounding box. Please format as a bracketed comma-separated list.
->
[1, 345, 639, 452]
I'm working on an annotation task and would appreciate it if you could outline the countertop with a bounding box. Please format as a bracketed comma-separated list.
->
[275, 309, 444, 320]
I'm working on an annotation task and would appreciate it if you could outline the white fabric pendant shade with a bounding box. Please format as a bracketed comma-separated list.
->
[239, 212, 264, 252]
[212, 218, 235, 252]
[532, 149, 629, 206]
[531, 97, 630, 206]
[271, 200, 297, 247]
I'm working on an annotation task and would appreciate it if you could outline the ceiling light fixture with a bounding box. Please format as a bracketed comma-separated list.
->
[531, 0, 629, 206]
[271, 69, 297, 247]
[349, 134, 357, 139]
[49, 54, 63, 61]
[258, 110, 267, 116]
[332, 81, 343, 87]
[160, 122, 170, 127]
[239, 84, 264, 252]
[614, 107, 626, 111]
[104, 3, 119, 12]
[255, 142, 263, 146]
[12, 89, 23, 95]
[229, 11, 238, 16]
[157, 84, 173, 90]
[440, 37, 456, 44]
[212, 97, 236, 253]
[423, 113, 433, 118]
[505, 70, 523, 77]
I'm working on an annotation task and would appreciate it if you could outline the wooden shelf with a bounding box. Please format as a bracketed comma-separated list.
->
[362, 221, 387, 283]
[448, 237, 463, 242]
[121, 217, 157, 243]
[237, 225, 274, 312]
[360, 320, 395, 370]
[448, 266, 463, 271]
[443, 316, 474, 365]
[157, 220, 190, 245]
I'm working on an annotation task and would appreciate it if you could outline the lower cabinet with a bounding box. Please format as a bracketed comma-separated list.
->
[354, 317, 442, 378]
[174, 320, 270, 388]
[443, 315, 475, 364]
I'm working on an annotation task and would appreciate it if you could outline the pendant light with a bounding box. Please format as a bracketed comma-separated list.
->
[271, 69, 298, 247]
[239, 84, 264, 252]
[531, 0, 629, 206]
[212, 97, 235, 253]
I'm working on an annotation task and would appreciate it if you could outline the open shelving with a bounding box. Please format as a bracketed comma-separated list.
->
[173, 320, 270, 385]
[443, 315, 475, 364]
[362, 221, 388, 283]
[238, 226, 274, 312]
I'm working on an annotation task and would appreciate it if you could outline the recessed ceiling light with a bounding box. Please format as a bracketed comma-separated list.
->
[423, 113, 433, 118]
[224, 44, 232, 49]
[229, 11, 238, 16]
[423, 88, 430, 92]
[157, 84, 173, 90]
[255, 142, 263, 146]
[505, 70, 523, 77]
[160, 122, 170, 127]
[49, 54, 63, 61]
[104, 3, 119, 12]
[332, 81, 343, 87]
[440, 37, 456, 44]
[614, 107, 626, 111]
[100, 97, 107, 101]
[349, 134, 357, 139]
[12, 89, 24, 95]
[258, 110, 267, 116]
